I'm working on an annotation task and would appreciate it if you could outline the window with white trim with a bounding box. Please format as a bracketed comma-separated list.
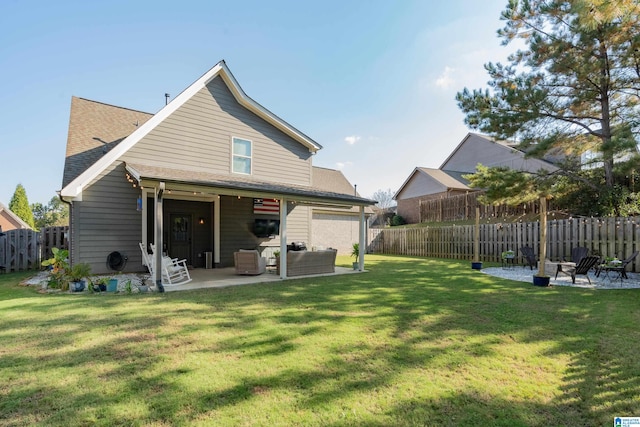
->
[232, 137, 252, 175]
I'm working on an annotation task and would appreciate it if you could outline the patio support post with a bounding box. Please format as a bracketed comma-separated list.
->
[214, 195, 220, 264]
[279, 197, 287, 279]
[358, 206, 365, 271]
[155, 182, 165, 293]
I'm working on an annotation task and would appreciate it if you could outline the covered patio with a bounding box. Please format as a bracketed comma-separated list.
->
[127, 163, 376, 291]
[154, 265, 363, 292]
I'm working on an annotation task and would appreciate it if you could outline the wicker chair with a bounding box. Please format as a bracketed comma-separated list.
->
[234, 250, 267, 275]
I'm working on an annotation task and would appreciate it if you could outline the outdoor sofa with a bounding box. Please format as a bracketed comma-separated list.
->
[278, 249, 337, 277]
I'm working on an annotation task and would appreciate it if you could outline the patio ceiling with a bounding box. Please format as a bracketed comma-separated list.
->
[125, 162, 376, 208]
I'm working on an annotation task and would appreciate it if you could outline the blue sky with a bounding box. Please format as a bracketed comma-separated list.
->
[0, 0, 513, 205]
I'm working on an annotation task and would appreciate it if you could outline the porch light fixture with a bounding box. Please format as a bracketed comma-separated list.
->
[199, 217, 205, 225]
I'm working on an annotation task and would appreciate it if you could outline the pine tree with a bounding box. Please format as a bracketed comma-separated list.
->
[456, 0, 640, 196]
[9, 184, 35, 228]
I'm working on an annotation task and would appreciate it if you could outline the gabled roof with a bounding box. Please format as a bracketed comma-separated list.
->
[312, 166, 360, 196]
[0, 202, 31, 230]
[311, 166, 374, 213]
[393, 167, 471, 200]
[63, 97, 153, 188]
[60, 60, 322, 200]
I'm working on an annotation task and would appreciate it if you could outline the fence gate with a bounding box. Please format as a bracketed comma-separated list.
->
[0, 229, 41, 272]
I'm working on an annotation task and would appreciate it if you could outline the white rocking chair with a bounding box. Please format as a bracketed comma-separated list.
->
[139, 243, 192, 286]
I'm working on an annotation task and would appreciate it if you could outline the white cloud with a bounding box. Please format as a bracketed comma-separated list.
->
[335, 161, 353, 170]
[344, 135, 361, 145]
[435, 66, 456, 89]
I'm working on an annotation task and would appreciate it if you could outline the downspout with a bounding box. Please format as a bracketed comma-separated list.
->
[57, 192, 73, 265]
[155, 182, 165, 293]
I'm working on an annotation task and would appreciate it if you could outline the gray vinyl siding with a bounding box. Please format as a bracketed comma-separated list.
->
[218, 195, 310, 267]
[442, 133, 555, 173]
[72, 162, 143, 274]
[121, 76, 313, 186]
[396, 172, 446, 200]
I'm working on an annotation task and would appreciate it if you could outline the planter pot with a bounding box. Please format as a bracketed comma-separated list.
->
[94, 284, 107, 292]
[138, 285, 149, 293]
[352, 262, 359, 270]
[471, 262, 483, 270]
[532, 276, 551, 287]
[107, 279, 118, 292]
[70, 280, 85, 292]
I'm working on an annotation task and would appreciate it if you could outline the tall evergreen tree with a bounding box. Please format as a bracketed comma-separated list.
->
[456, 0, 640, 192]
[8, 184, 35, 228]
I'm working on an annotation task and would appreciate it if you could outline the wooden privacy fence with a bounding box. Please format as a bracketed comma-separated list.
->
[368, 216, 640, 272]
[0, 229, 41, 272]
[0, 226, 69, 273]
[40, 226, 69, 260]
[419, 191, 558, 223]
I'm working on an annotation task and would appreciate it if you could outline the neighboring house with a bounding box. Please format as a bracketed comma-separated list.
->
[0, 202, 32, 231]
[59, 60, 376, 276]
[395, 132, 558, 224]
[310, 166, 374, 254]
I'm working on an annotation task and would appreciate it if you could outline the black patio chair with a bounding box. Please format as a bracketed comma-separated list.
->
[568, 247, 588, 264]
[520, 246, 537, 270]
[562, 255, 600, 284]
[555, 246, 588, 279]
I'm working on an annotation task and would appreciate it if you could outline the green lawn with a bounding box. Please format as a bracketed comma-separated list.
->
[1, 255, 639, 426]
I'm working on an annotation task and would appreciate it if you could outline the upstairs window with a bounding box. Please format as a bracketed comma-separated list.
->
[232, 137, 252, 175]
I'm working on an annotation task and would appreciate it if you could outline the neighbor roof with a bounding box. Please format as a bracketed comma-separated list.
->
[0, 202, 31, 230]
[60, 60, 322, 200]
[393, 167, 471, 200]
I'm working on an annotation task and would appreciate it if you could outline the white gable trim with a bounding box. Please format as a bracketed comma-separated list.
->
[393, 167, 422, 200]
[60, 60, 322, 200]
[0, 202, 31, 230]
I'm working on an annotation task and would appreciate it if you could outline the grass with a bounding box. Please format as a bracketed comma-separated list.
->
[1, 255, 639, 426]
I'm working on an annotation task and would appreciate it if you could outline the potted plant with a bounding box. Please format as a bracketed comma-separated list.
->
[107, 278, 119, 292]
[67, 262, 91, 292]
[92, 277, 109, 292]
[138, 280, 150, 293]
[41, 247, 69, 272]
[41, 247, 70, 290]
[501, 250, 515, 259]
[351, 243, 360, 270]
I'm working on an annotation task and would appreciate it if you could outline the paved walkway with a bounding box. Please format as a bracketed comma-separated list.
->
[482, 266, 640, 289]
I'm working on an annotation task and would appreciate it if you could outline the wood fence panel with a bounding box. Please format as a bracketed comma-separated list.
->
[367, 215, 640, 272]
[0, 229, 40, 272]
[40, 226, 69, 260]
[0, 233, 5, 270]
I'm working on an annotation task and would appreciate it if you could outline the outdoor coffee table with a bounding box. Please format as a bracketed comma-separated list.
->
[501, 255, 516, 269]
[597, 259, 625, 283]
